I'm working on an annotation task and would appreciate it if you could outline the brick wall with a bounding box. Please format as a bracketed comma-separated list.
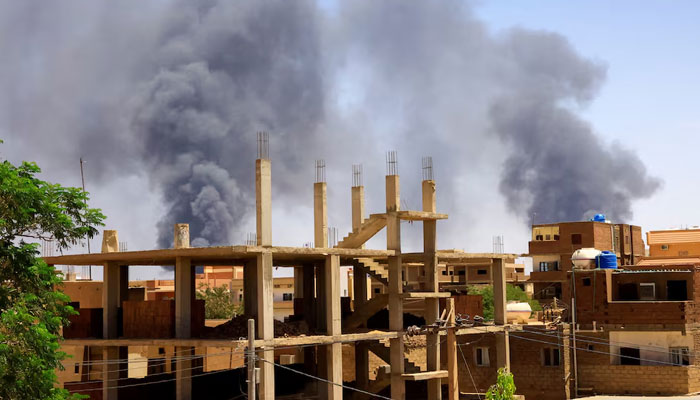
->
[578, 365, 691, 395]
[455, 331, 569, 400]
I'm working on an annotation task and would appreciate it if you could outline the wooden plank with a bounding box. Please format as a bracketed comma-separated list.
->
[401, 370, 449, 381]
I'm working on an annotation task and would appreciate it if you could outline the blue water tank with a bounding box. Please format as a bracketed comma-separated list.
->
[592, 214, 607, 222]
[596, 251, 617, 269]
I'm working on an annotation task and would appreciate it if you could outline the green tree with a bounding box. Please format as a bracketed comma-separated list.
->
[0, 150, 105, 399]
[467, 284, 541, 320]
[196, 283, 243, 319]
[485, 368, 516, 400]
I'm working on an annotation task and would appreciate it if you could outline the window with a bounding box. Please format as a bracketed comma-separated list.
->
[571, 234, 582, 245]
[620, 347, 641, 365]
[588, 345, 594, 351]
[477, 269, 487, 275]
[449, 271, 454, 276]
[661, 245, 669, 250]
[639, 283, 655, 300]
[545, 234, 551, 240]
[670, 347, 690, 366]
[158, 347, 165, 355]
[474, 347, 490, 367]
[282, 293, 293, 301]
[542, 348, 560, 366]
[441, 270, 447, 276]
[274, 284, 281, 288]
[74, 363, 80, 374]
[539, 261, 559, 272]
[374, 288, 381, 294]
[582, 277, 591, 287]
[239, 294, 243, 301]
[535, 235, 543, 241]
[553, 235, 560, 240]
[458, 270, 466, 276]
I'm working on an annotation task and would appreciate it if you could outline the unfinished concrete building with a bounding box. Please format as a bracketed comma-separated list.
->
[46, 137, 515, 400]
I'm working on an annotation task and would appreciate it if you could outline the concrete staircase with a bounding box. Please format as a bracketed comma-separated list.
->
[368, 341, 423, 373]
[344, 294, 388, 331]
[336, 214, 386, 249]
[355, 257, 388, 285]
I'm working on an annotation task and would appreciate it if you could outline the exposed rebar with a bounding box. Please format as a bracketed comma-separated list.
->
[386, 150, 398, 176]
[422, 156, 433, 181]
[315, 159, 326, 183]
[352, 164, 363, 187]
[257, 131, 269, 159]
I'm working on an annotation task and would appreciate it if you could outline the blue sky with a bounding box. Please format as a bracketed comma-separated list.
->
[474, 1, 700, 232]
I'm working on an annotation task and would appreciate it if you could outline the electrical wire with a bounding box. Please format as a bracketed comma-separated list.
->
[66, 352, 247, 387]
[457, 340, 482, 400]
[68, 360, 246, 393]
[255, 356, 393, 400]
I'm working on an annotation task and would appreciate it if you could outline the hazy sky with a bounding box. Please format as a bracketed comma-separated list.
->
[2, 1, 697, 280]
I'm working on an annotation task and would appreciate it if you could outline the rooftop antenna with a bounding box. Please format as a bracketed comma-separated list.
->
[315, 159, 326, 183]
[352, 164, 363, 188]
[386, 150, 398, 176]
[79, 158, 92, 280]
[257, 131, 269, 160]
[422, 156, 433, 181]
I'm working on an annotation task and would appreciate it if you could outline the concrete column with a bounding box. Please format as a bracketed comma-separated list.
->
[256, 158, 272, 246]
[314, 182, 328, 248]
[325, 255, 342, 400]
[386, 175, 405, 400]
[101, 230, 125, 400]
[351, 185, 365, 233]
[492, 258, 510, 371]
[174, 224, 193, 400]
[257, 251, 275, 399]
[422, 179, 441, 400]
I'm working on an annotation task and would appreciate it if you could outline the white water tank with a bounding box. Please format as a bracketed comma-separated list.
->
[571, 248, 602, 270]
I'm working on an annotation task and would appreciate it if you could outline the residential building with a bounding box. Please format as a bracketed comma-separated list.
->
[527, 220, 645, 304]
[648, 228, 700, 258]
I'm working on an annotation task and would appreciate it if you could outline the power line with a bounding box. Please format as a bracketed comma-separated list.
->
[457, 340, 482, 400]
[68, 354, 246, 388]
[519, 326, 700, 360]
[68, 360, 246, 393]
[256, 356, 393, 400]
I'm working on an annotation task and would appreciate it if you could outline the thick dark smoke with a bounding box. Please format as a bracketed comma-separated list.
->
[0, 0, 660, 250]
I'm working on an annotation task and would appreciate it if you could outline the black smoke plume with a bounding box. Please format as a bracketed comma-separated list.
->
[0, 0, 660, 250]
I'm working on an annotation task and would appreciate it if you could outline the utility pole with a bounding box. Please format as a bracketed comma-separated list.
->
[80, 158, 92, 280]
[247, 318, 256, 400]
[571, 266, 579, 398]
